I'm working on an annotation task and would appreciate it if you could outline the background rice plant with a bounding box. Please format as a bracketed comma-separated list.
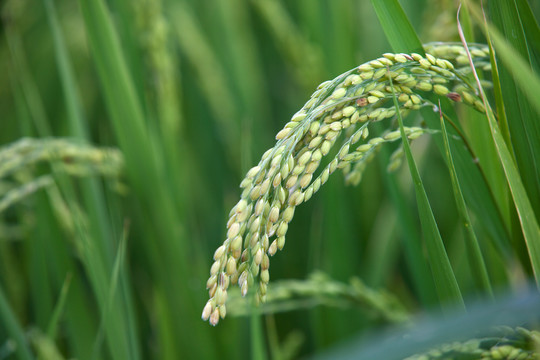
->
[0, 0, 539, 359]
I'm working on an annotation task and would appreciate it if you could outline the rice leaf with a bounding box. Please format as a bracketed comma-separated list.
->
[370, 0, 423, 54]
[0, 284, 34, 360]
[419, 102, 512, 263]
[439, 105, 493, 297]
[91, 222, 128, 359]
[78, 0, 157, 192]
[483, 1, 540, 218]
[479, 5, 540, 118]
[515, 0, 540, 58]
[46, 273, 72, 339]
[457, 9, 540, 286]
[389, 74, 465, 310]
[375, 145, 438, 306]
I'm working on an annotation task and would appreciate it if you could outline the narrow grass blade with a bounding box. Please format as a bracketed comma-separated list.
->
[389, 75, 465, 310]
[457, 9, 540, 286]
[476, 6, 540, 117]
[78, 0, 157, 192]
[43, 0, 88, 138]
[375, 141, 438, 306]
[91, 221, 128, 359]
[439, 104, 493, 297]
[484, 30, 512, 149]
[458, 3, 474, 40]
[46, 273, 72, 339]
[107, 0, 147, 100]
[515, 0, 540, 57]
[250, 306, 267, 360]
[370, 0, 424, 54]
[0, 284, 34, 360]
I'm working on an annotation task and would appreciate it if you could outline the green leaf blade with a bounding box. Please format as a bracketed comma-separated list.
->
[389, 78, 465, 310]
[439, 108, 493, 297]
[457, 9, 540, 286]
[370, 0, 424, 54]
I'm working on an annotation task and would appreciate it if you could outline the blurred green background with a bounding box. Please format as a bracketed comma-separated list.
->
[1, 0, 539, 359]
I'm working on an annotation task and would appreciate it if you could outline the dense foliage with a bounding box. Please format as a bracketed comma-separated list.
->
[0, 0, 539, 359]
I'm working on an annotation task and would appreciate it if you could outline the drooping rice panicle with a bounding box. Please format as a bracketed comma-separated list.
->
[203, 43, 490, 326]
[0, 137, 124, 179]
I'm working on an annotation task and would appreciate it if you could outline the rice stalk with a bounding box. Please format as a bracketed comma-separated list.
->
[203, 42, 491, 325]
[134, 0, 183, 139]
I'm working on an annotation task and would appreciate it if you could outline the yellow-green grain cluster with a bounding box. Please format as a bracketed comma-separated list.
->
[0, 138, 124, 179]
[0, 138, 124, 214]
[404, 327, 540, 360]
[202, 43, 490, 326]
